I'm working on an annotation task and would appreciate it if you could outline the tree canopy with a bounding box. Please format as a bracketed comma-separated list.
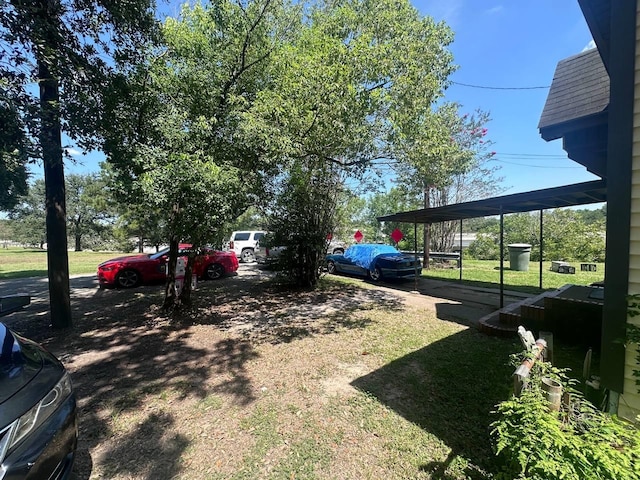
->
[244, 0, 458, 284]
[101, 0, 293, 307]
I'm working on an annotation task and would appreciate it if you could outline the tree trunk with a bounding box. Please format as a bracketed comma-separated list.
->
[162, 236, 179, 310]
[178, 253, 196, 307]
[75, 233, 81, 251]
[163, 201, 181, 311]
[39, 55, 72, 329]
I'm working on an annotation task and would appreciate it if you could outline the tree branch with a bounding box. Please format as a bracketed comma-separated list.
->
[217, 0, 273, 113]
[364, 81, 390, 92]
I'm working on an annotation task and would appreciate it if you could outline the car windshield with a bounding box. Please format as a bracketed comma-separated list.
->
[149, 246, 202, 260]
[149, 248, 170, 260]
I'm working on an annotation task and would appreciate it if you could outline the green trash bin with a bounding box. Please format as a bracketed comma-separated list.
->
[508, 243, 532, 271]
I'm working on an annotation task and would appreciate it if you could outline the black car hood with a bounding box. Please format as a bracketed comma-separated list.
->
[0, 323, 43, 403]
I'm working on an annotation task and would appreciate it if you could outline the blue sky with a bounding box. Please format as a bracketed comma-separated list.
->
[60, 1, 597, 196]
[419, 0, 598, 195]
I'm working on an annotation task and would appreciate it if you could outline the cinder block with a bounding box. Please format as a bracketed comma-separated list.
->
[580, 263, 597, 272]
[558, 265, 576, 274]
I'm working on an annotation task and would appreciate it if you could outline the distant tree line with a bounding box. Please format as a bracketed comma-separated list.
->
[5, 168, 606, 268]
[466, 207, 607, 262]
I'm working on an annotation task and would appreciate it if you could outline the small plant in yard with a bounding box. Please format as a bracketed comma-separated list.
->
[490, 352, 640, 480]
[626, 294, 640, 395]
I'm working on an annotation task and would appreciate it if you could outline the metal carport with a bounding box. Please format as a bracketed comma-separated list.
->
[377, 179, 607, 307]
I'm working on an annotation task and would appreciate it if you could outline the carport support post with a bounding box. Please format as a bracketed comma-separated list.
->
[539, 209, 544, 290]
[500, 206, 504, 309]
[459, 219, 463, 281]
[414, 221, 418, 292]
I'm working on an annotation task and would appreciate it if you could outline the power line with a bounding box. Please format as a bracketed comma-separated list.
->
[451, 81, 550, 90]
[497, 152, 568, 158]
[490, 159, 582, 169]
[370, 152, 582, 170]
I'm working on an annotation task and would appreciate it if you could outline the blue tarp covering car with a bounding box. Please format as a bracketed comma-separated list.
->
[326, 243, 421, 281]
[343, 244, 401, 270]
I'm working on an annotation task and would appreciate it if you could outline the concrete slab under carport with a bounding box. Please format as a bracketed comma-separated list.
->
[367, 275, 534, 331]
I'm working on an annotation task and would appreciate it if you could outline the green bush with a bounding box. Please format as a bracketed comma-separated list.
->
[468, 210, 606, 263]
[490, 354, 640, 479]
[466, 232, 499, 260]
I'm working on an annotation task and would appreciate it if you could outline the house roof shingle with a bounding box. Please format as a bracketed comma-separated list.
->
[538, 48, 609, 139]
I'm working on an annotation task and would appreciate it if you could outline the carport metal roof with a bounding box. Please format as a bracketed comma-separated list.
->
[377, 179, 606, 224]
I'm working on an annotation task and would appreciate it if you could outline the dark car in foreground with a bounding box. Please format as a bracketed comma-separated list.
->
[325, 243, 422, 281]
[97, 244, 239, 288]
[1, 322, 77, 479]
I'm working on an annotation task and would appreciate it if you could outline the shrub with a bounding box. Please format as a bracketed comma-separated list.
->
[490, 354, 640, 479]
[467, 232, 499, 260]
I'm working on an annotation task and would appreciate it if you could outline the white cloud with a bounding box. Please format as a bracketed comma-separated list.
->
[582, 39, 596, 51]
[65, 147, 82, 156]
[425, 0, 465, 28]
[485, 5, 503, 15]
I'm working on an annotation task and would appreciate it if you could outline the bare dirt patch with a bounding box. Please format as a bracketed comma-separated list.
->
[4, 266, 515, 479]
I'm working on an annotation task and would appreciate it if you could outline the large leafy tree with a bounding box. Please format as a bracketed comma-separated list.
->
[8, 179, 47, 248]
[266, 160, 345, 287]
[136, 149, 252, 308]
[113, 204, 168, 253]
[364, 187, 422, 247]
[393, 105, 501, 262]
[102, 0, 290, 309]
[10, 174, 117, 251]
[0, 220, 14, 247]
[0, 0, 157, 328]
[333, 192, 367, 242]
[244, 0, 456, 285]
[65, 173, 114, 251]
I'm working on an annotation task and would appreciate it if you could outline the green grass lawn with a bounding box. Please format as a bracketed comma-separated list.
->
[423, 259, 604, 294]
[3, 248, 599, 478]
[0, 247, 134, 279]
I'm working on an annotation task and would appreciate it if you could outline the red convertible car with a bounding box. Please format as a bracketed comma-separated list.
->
[97, 244, 239, 288]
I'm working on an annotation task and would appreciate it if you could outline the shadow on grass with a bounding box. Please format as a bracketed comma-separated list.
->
[351, 323, 519, 479]
[2, 269, 398, 479]
[180, 274, 404, 344]
[3, 284, 235, 479]
[420, 274, 547, 295]
[0, 248, 47, 254]
[0, 269, 49, 279]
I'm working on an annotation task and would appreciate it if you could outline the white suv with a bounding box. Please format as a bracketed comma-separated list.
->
[227, 230, 266, 263]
